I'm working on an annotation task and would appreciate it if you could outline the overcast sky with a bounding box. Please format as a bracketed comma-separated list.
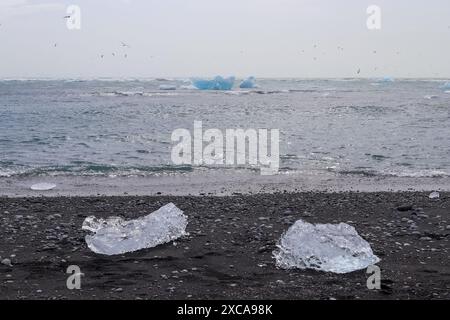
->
[1, 0, 450, 78]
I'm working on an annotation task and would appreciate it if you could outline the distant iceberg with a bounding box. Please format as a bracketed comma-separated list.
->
[159, 84, 177, 90]
[180, 84, 197, 90]
[440, 82, 450, 90]
[239, 77, 257, 89]
[379, 76, 394, 83]
[192, 76, 235, 90]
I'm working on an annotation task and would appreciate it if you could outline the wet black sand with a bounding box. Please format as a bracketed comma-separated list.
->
[0, 192, 449, 300]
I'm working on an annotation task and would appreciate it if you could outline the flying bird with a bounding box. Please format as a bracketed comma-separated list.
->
[121, 42, 130, 48]
[63, 15, 71, 19]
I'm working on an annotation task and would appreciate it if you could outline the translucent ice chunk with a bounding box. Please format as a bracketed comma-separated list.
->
[192, 76, 235, 90]
[429, 191, 440, 199]
[239, 77, 257, 89]
[273, 219, 380, 274]
[30, 183, 56, 191]
[82, 203, 188, 255]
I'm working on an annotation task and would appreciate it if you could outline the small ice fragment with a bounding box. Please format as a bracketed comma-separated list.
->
[273, 219, 380, 274]
[192, 76, 235, 90]
[159, 85, 177, 90]
[82, 203, 188, 255]
[429, 191, 440, 199]
[239, 76, 257, 89]
[30, 183, 56, 191]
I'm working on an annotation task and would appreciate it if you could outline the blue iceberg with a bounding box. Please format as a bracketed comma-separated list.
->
[440, 82, 450, 90]
[379, 76, 394, 83]
[192, 76, 235, 90]
[239, 76, 257, 89]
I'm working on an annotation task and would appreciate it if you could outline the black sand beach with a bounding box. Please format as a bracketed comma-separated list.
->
[0, 192, 449, 300]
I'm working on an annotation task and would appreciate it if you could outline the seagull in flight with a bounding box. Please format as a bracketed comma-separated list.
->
[121, 42, 130, 48]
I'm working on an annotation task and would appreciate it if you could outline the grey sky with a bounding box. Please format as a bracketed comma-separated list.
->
[1, 0, 450, 78]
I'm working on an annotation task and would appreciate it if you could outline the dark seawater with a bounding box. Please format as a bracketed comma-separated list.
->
[1, 78, 450, 180]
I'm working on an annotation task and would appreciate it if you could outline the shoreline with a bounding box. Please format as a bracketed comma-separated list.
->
[0, 191, 449, 299]
[2, 170, 450, 197]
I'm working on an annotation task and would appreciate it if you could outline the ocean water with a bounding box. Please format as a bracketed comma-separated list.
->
[0, 78, 449, 185]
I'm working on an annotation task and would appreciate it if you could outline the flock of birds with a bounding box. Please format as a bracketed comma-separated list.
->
[298, 44, 396, 74]
[0, 14, 432, 76]
[98, 42, 130, 59]
[61, 14, 134, 59]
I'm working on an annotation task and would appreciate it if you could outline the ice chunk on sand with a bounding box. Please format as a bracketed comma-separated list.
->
[159, 84, 177, 90]
[30, 183, 56, 191]
[192, 76, 235, 90]
[273, 219, 380, 274]
[429, 191, 440, 199]
[239, 76, 257, 89]
[82, 203, 188, 255]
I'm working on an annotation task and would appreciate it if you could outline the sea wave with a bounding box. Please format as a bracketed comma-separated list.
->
[338, 169, 449, 178]
[94, 91, 179, 97]
[0, 164, 193, 178]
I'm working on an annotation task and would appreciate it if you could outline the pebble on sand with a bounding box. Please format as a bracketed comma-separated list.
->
[1, 258, 13, 267]
[397, 205, 413, 212]
[429, 191, 440, 199]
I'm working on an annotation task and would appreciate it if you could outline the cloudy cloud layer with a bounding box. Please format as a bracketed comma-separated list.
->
[0, 0, 449, 78]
